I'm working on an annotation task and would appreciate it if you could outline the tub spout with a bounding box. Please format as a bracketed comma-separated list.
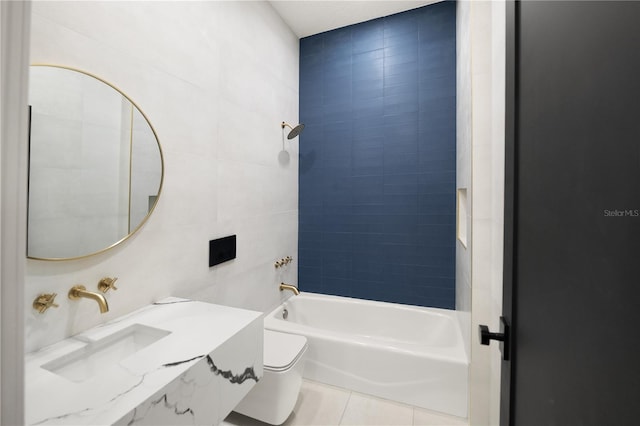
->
[68, 285, 109, 313]
[279, 283, 300, 296]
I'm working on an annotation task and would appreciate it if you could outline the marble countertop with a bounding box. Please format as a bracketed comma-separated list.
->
[25, 298, 262, 425]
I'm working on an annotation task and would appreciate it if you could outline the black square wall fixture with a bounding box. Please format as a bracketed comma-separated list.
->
[209, 235, 236, 267]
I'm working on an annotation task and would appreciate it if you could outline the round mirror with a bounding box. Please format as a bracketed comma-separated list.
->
[27, 65, 164, 260]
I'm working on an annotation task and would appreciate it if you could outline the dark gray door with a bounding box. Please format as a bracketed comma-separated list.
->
[502, 1, 640, 425]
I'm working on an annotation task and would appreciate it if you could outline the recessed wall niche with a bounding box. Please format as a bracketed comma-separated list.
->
[457, 188, 468, 248]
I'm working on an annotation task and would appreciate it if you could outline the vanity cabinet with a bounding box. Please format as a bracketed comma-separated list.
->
[26, 299, 263, 425]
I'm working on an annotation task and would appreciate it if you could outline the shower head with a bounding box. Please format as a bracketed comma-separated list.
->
[282, 121, 305, 139]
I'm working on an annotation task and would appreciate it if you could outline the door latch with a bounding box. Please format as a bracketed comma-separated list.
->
[479, 316, 510, 361]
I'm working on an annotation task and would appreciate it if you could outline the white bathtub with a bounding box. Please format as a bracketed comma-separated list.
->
[264, 292, 469, 418]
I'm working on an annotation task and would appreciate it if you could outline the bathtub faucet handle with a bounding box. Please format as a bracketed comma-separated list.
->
[275, 257, 293, 268]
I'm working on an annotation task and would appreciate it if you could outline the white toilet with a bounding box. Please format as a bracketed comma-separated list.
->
[234, 330, 308, 425]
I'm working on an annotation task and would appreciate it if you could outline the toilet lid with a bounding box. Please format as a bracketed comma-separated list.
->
[263, 330, 307, 371]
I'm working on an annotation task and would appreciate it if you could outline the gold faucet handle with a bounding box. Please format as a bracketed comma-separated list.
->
[98, 277, 118, 293]
[275, 257, 293, 268]
[33, 293, 59, 314]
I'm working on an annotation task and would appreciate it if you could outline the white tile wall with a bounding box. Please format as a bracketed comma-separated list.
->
[25, 1, 299, 352]
[489, 2, 506, 424]
[455, 0, 472, 362]
[466, 1, 506, 425]
[456, 0, 506, 424]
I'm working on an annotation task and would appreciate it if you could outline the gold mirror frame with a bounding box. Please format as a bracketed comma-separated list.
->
[28, 64, 165, 261]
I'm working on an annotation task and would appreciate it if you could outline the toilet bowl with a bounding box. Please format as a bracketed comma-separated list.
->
[234, 330, 307, 425]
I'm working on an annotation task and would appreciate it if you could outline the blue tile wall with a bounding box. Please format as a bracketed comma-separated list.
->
[299, 1, 456, 309]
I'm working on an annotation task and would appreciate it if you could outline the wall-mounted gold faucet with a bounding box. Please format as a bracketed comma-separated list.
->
[279, 283, 300, 296]
[68, 285, 109, 313]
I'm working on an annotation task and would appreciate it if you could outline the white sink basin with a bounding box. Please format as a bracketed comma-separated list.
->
[41, 324, 171, 382]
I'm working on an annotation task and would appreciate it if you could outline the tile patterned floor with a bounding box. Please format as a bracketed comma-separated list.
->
[223, 380, 468, 426]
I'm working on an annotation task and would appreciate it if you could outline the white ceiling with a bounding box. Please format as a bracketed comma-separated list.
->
[269, 1, 440, 38]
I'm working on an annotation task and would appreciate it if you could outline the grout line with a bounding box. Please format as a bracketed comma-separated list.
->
[337, 390, 352, 426]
